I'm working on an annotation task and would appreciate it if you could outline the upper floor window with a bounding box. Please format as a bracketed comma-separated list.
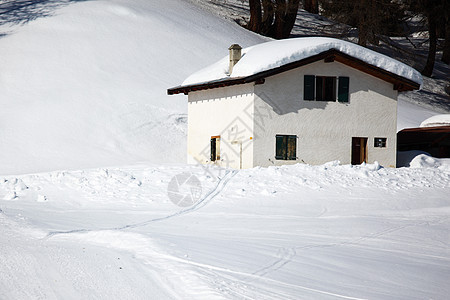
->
[316, 76, 336, 101]
[304, 75, 349, 103]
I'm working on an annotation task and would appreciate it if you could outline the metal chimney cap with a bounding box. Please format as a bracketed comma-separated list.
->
[228, 44, 242, 50]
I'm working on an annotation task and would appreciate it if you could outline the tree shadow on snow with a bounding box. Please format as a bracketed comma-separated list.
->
[0, 0, 89, 27]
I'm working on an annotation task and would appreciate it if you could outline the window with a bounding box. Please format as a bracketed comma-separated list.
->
[316, 76, 336, 101]
[304, 75, 349, 102]
[374, 137, 387, 148]
[211, 136, 220, 161]
[275, 135, 297, 160]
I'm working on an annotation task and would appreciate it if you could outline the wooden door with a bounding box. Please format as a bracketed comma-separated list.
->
[352, 137, 367, 165]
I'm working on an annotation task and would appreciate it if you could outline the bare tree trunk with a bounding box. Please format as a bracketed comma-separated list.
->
[246, 0, 300, 39]
[282, 0, 300, 38]
[273, 0, 286, 39]
[422, 15, 437, 77]
[357, 0, 368, 46]
[247, 0, 262, 32]
[367, 0, 379, 45]
[442, 9, 450, 64]
[261, 0, 275, 35]
[304, 0, 318, 14]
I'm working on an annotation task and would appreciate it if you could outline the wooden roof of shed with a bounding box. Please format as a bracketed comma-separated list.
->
[167, 49, 420, 95]
[398, 126, 450, 133]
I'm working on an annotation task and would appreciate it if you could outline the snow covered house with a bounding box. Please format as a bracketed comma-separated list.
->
[168, 38, 422, 168]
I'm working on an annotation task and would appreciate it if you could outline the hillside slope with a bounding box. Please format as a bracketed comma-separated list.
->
[0, 0, 266, 175]
[0, 0, 445, 176]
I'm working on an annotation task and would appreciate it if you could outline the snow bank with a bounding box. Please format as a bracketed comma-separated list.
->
[409, 154, 450, 170]
[398, 151, 450, 169]
[397, 150, 431, 167]
[420, 114, 450, 127]
[183, 37, 423, 87]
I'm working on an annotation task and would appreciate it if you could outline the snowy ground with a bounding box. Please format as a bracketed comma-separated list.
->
[1, 0, 449, 299]
[1, 160, 450, 299]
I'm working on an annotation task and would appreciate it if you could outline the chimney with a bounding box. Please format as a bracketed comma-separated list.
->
[228, 44, 242, 75]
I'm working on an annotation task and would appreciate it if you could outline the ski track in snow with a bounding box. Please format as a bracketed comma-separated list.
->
[44, 170, 238, 238]
[58, 230, 367, 300]
[1, 163, 449, 299]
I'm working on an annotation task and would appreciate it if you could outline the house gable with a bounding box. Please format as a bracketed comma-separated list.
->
[186, 83, 255, 169]
[252, 59, 398, 167]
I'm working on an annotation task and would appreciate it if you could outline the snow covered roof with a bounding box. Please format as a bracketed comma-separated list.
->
[168, 37, 422, 95]
[420, 114, 450, 127]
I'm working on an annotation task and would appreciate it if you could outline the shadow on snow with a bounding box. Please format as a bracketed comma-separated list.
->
[0, 0, 89, 26]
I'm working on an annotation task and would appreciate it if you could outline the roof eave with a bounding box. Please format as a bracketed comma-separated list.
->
[167, 77, 247, 95]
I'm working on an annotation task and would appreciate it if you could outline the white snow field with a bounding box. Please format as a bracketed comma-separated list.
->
[1, 161, 450, 299]
[1, 0, 449, 299]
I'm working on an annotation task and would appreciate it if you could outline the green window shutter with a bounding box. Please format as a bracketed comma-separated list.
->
[304, 75, 315, 100]
[338, 76, 349, 102]
[275, 135, 286, 160]
[210, 138, 216, 161]
[287, 135, 297, 160]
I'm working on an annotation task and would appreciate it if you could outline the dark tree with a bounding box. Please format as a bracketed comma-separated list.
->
[261, 0, 275, 34]
[303, 0, 318, 14]
[248, 0, 262, 32]
[407, 0, 447, 76]
[421, 7, 437, 76]
[441, 1, 450, 64]
[283, 0, 301, 38]
[246, 0, 301, 39]
[321, 0, 407, 46]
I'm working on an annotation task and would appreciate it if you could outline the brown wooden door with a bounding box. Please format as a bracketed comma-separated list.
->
[352, 137, 368, 165]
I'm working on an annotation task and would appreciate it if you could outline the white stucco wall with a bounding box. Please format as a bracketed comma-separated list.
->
[253, 60, 398, 167]
[187, 84, 255, 169]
